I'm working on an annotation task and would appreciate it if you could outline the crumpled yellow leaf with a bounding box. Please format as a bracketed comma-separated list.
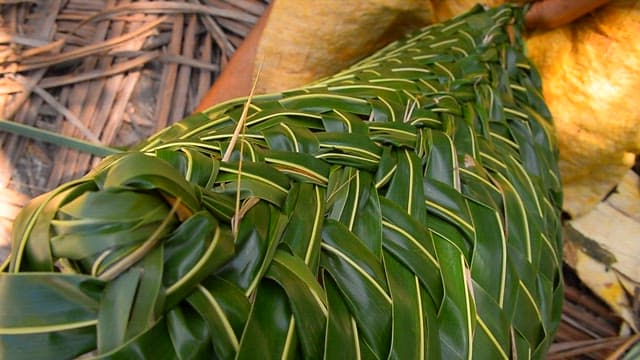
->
[565, 170, 640, 331]
[526, 0, 640, 217]
[254, 1, 640, 217]
[564, 242, 637, 333]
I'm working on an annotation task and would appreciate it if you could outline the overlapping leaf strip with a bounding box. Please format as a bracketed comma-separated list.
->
[1, 5, 562, 359]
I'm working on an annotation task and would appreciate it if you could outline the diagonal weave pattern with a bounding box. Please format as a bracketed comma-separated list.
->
[1, 5, 563, 359]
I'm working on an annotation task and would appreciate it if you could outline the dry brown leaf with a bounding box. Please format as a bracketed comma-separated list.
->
[81, 1, 258, 25]
[9, 74, 102, 142]
[189, 0, 234, 60]
[0, 0, 37, 4]
[1, 16, 166, 72]
[31, 51, 158, 90]
[565, 170, 640, 332]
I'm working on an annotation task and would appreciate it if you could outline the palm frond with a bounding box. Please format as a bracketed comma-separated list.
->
[1, 5, 562, 359]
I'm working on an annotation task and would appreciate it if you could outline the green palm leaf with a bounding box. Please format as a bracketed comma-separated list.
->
[1, 5, 562, 359]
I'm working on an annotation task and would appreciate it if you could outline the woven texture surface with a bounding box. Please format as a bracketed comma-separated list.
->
[2, 5, 562, 359]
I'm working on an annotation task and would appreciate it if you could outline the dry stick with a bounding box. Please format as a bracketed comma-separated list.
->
[219, 0, 265, 17]
[561, 313, 603, 339]
[606, 333, 640, 360]
[2, 0, 63, 119]
[217, 17, 252, 37]
[226, 62, 262, 236]
[9, 75, 101, 142]
[193, 0, 233, 64]
[195, 35, 213, 108]
[0, 0, 61, 193]
[1, 78, 31, 95]
[548, 336, 631, 359]
[156, 53, 219, 71]
[108, 51, 219, 71]
[170, 14, 197, 123]
[225, 33, 244, 49]
[72, 3, 151, 182]
[80, 2, 258, 26]
[154, 14, 184, 131]
[155, 14, 184, 131]
[7, 96, 45, 193]
[0, 153, 11, 189]
[3, 4, 17, 34]
[0, 187, 28, 256]
[205, 0, 255, 48]
[554, 321, 588, 343]
[565, 284, 622, 324]
[2, 16, 166, 72]
[46, 0, 117, 188]
[550, 335, 632, 353]
[1, 96, 43, 190]
[4, 38, 64, 59]
[62, 2, 122, 184]
[37, 51, 157, 89]
[563, 299, 619, 337]
[0, 51, 218, 93]
[3, 68, 46, 119]
[101, 17, 154, 148]
[0, 0, 38, 4]
[100, 70, 142, 147]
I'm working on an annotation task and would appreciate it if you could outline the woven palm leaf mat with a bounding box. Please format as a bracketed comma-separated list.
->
[0, 1, 635, 358]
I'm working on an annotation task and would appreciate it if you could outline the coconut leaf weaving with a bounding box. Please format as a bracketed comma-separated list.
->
[1, 5, 563, 359]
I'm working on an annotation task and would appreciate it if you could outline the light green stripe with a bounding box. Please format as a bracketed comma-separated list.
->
[318, 144, 381, 160]
[316, 153, 379, 165]
[281, 316, 296, 360]
[264, 157, 328, 184]
[424, 200, 473, 233]
[415, 276, 426, 360]
[0, 319, 97, 335]
[219, 165, 289, 195]
[476, 316, 509, 360]
[496, 172, 531, 262]
[321, 243, 392, 304]
[382, 220, 439, 268]
[519, 280, 543, 321]
[197, 285, 239, 351]
[167, 228, 220, 295]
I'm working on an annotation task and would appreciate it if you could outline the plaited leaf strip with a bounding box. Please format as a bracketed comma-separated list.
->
[1, 5, 562, 359]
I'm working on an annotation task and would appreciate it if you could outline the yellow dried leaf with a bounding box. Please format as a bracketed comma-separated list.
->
[566, 170, 640, 331]
[565, 242, 637, 332]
